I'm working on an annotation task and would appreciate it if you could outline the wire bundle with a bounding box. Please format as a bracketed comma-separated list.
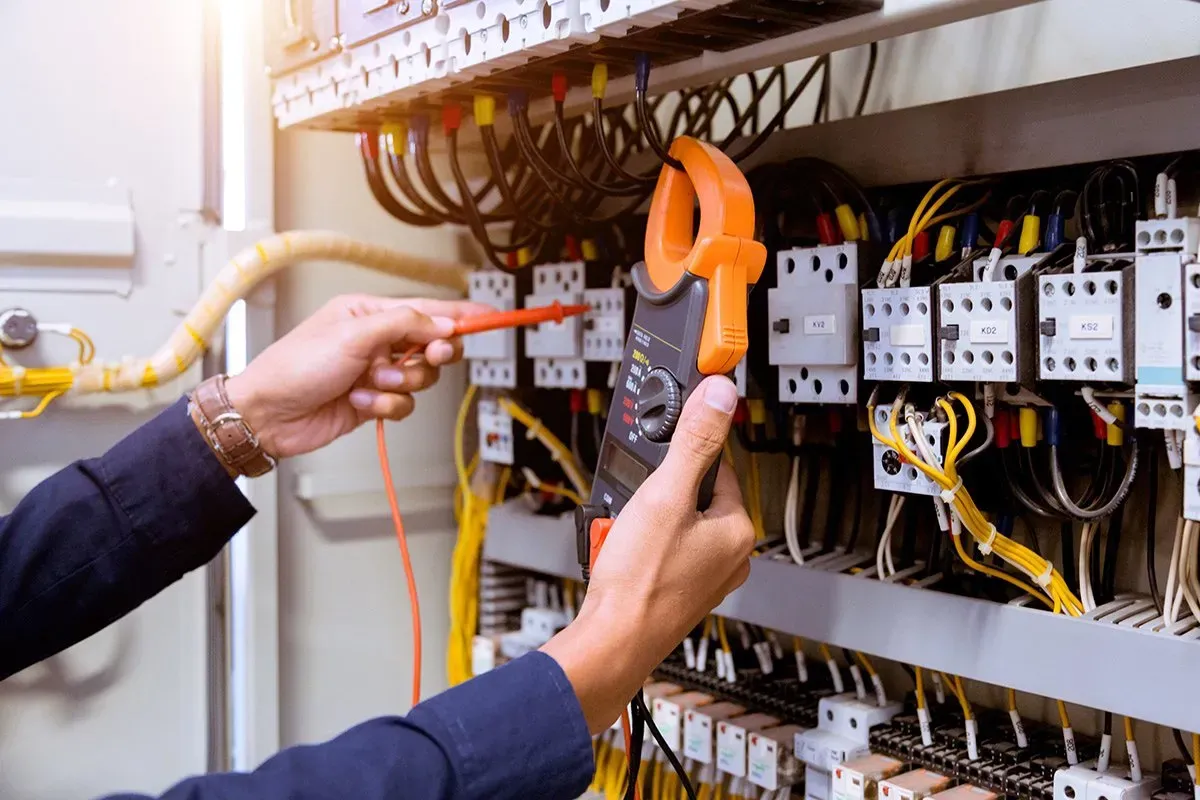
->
[876, 179, 990, 288]
[869, 389, 1084, 615]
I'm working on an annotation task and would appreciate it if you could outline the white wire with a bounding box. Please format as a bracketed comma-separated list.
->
[1079, 522, 1097, 613]
[876, 495, 905, 580]
[785, 455, 804, 565]
[1165, 517, 1185, 624]
[1181, 520, 1200, 623]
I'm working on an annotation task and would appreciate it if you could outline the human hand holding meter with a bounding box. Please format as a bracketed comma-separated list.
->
[541, 375, 756, 734]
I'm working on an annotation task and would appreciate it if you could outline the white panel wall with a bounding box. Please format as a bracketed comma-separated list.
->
[272, 129, 470, 745]
[0, 1, 218, 798]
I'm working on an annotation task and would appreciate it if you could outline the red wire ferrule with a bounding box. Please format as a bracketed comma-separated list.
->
[442, 103, 462, 134]
[552, 72, 568, 103]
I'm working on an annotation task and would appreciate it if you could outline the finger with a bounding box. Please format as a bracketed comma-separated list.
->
[423, 337, 463, 367]
[348, 389, 416, 421]
[350, 307, 456, 358]
[701, 462, 745, 518]
[651, 375, 738, 501]
[372, 361, 441, 393]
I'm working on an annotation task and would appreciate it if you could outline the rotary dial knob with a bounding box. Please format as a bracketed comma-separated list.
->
[636, 367, 683, 443]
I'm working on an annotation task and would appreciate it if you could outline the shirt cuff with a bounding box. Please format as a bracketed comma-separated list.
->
[99, 396, 256, 575]
[410, 651, 595, 800]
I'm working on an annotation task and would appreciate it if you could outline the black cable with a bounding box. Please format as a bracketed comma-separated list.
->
[1173, 728, 1191, 762]
[553, 103, 648, 196]
[854, 42, 879, 117]
[1100, 473, 1125, 602]
[480, 125, 558, 233]
[1060, 522, 1077, 595]
[592, 98, 659, 185]
[727, 56, 829, 163]
[383, 133, 459, 224]
[1146, 442, 1163, 613]
[356, 132, 441, 227]
[1103, 711, 1113, 736]
[633, 692, 697, 800]
[412, 119, 506, 223]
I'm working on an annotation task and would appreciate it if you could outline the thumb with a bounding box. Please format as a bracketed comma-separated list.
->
[351, 306, 456, 355]
[653, 375, 738, 498]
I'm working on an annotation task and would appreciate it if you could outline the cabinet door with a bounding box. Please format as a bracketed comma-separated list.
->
[0, 1, 226, 796]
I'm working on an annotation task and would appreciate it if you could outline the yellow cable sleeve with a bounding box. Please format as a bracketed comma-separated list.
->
[3, 232, 471, 400]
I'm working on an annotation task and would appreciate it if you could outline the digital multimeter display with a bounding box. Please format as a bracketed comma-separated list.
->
[599, 442, 650, 492]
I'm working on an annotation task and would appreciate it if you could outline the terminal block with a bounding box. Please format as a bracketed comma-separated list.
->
[871, 408, 946, 496]
[525, 261, 586, 389]
[798, 695, 903, 800]
[769, 244, 861, 403]
[937, 256, 1038, 384]
[1038, 268, 1134, 384]
[477, 398, 515, 464]
[862, 286, 936, 383]
[465, 270, 518, 388]
[1184, 427, 1200, 522]
[748, 725, 805, 793]
[582, 287, 631, 363]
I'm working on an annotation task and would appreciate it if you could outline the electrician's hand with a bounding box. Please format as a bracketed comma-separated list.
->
[541, 376, 755, 733]
[225, 294, 490, 459]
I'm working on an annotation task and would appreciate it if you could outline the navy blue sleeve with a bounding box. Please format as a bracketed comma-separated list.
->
[0, 397, 255, 680]
[104, 651, 595, 800]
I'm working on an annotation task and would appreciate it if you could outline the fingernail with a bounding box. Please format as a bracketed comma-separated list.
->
[432, 315, 457, 336]
[376, 368, 407, 389]
[704, 377, 737, 413]
[349, 389, 374, 408]
[426, 340, 454, 364]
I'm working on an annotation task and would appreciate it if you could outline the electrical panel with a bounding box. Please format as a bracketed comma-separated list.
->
[862, 287, 936, 383]
[769, 244, 861, 404]
[871, 409, 946, 496]
[937, 256, 1037, 385]
[1133, 245, 1191, 430]
[524, 261, 585, 389]
[465, 270, 519, 388]
[1037, 267, 1134, 384]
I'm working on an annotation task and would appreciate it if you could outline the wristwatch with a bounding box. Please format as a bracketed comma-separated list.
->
[188, 374, 276, 478]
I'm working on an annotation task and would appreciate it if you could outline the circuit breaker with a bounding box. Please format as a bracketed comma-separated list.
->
[862, 287, 936, 383]
[937, 256, 1038, 385]
[524, 261, 586, 389]
[1133, 220, 1195, 430]
[769, 244, 860, 404]
[477, 398, 515, 465]
[1038, 268, 1134, 384]
[465, 270, 518, 388]
[871, 408, 946, 496]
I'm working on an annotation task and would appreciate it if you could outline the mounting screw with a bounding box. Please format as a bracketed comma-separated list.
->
[1158, 292, 1173, 309]
[0, 308, 38, 349]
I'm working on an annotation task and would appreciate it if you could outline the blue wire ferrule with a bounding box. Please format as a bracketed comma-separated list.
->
[1046, 212, 1065, 250]
[1046, 407, 1061, 447]
[865, 211, 884, 245]
[885, 208, 904, 244]
[507, 90, 529, 116]
[634, 53, 652, 94]
[961, 212, 980, 250]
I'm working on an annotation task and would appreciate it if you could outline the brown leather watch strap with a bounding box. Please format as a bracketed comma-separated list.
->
[189, 374, 276, 478]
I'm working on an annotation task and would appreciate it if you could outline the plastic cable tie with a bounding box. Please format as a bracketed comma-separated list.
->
[1035, 562, 1054, 588]
[939, 478, 963, 505]
[10, 365, 25, 393]
[979, 523, 998, 555]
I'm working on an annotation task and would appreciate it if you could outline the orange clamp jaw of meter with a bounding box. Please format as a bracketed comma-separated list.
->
[644, 137, 767, 375]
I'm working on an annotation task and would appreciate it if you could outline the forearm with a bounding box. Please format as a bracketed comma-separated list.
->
[100, 652, 594, 800]
[0, 397, 255, 679]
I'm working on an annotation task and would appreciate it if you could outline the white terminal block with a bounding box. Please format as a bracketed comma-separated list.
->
[769, 244, 861, 404]
[477, 398, 515, 464]
[650, 691, 712, 753]
[499, 606, 569, 658]
[1184, 260, 1200, 381]
[684, 701, 746, 765]
[748, 724, 806, 792]
[526, 261, 586, 389]
[1054, 763, 1162, 800]
[582, 287, 628, 362]
[466, 270, 518, 388]
[717, 713, 779, 778]
[871, 408, 946, 496]
[580, 0, 730, 37]
[1038, 268, 1134, 384]
[938, 259, 1036, 384]
[797, 695, 903, 800]
[1135, 217, 1200, 260]
[862, 287, 936, 383]
[1134, 251, 1191, 429]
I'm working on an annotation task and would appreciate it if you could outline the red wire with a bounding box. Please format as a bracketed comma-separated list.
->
[377, 345, 424, 708]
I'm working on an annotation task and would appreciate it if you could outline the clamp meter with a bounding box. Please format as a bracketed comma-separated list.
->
[577, 136, 766, 571]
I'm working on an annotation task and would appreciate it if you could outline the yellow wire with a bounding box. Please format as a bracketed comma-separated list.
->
[854, 651, 878, 677]
[914, 666, 927, 710]
[652, 760, 664, 800]
[1056, 700, 1071, 730]
[818, 643, 834, 662]
[499, 397, 589, 496]
[717, 617, 732, 653]
[940, 672, 973, 720]
[3, 390, 64, 419]
[531, 481, 586, 506]
[748, 452, 766, 540]
[1006, 687, 1017, 712]
[1123, 716, 1135, 742]
[1191, 733, 1199, 786]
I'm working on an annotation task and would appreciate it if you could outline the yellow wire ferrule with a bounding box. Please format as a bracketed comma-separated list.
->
[473, 95, 496, 127]
[1018, 407, 1038, 448]
[835, 204, 861, 241]
[591, 63, 609, 99]
[1019, 215, 1041, 255]
[381, 122, 406, 154]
